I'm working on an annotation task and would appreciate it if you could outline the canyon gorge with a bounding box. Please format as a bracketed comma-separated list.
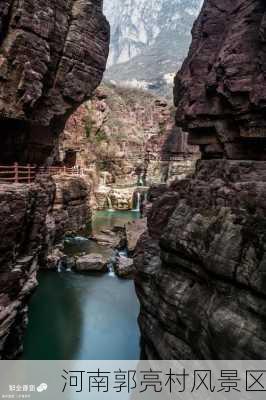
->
[0, 0, 266, 362]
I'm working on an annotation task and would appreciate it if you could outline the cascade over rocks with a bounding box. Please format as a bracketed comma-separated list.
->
[0, 0, 109, 165]
[135, 0, 266, 359]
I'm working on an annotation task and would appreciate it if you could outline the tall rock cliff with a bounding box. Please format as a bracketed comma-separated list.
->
[0, 0, 109, 358]
[135, 0, 266, 359]
[105, 0, 201, 66]
[0, 0, 109, 165]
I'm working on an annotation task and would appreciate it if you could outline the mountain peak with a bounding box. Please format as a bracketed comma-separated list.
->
[104, 0, 203, 96]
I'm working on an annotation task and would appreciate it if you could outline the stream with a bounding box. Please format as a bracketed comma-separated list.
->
[22, 211, 141, 360]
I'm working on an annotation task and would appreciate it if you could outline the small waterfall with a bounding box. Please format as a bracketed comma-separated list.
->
[133, 192, 141, 212]
[57, 259, 63, 273]
[66, 262, 72, 272]
[118, 249, 128, 257]
[138, 176, 144, 187]
[107, 196, 114, 212]
[107, 263, 116, 277]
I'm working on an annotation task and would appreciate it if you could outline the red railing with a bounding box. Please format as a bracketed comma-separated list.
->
[0, 163, 81, 184]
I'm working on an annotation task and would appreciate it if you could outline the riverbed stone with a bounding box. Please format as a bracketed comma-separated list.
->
[75, 254, 108, 273]
[46, 247, 65, 271]
[114, 256, 135, 279]
[90, 229, 125, 249]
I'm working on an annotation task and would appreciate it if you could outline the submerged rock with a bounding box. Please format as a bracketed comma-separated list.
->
[75, 254, 108, 273]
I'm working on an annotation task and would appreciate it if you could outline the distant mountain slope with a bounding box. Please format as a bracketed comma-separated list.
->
[104, 0, 203, 96]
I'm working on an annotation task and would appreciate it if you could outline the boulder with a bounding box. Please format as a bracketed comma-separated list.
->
[90, 228, 125, 249]
[46, 247, 65, 270]
[75, 254, 108, 273]
[109, 188, 135, 210]
[114, 256, 135, 279]
[125, 218, 147, 254]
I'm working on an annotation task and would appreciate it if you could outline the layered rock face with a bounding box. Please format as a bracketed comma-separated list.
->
[0, 0, 109, 358]
[0, 176, 91, 359]
[135, 0, 266, 359]
[44, 175, 92, 256]
[62, 83, 160, 186]
[0, 0, 109, 164]
[174, 0, 266, 160]
[0, 178, 54, 359]
[61, 83, 198, 210]
[145, 124, 199, 185]
[47, 176, 91, 242]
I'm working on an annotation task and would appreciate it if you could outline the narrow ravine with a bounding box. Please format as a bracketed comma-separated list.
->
[22, 211, 140, 360]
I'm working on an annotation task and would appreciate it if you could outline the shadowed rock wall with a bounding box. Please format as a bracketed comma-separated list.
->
[174, 1, 266, 160]
[0, 0, 109, 164]
[0, 0, 109, 358]
[135, 0, 266, 359]
[0, 176, 91, 359]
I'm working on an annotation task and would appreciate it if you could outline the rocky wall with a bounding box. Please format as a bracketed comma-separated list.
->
[135, 0, 266, 359]
[0, 175, 91, 359]
[0, 0, 109, 164]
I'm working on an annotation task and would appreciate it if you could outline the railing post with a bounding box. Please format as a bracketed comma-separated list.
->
[14, 162, 18, 183]
[63, 166, 66, 175]
[27, 164, 31, 184]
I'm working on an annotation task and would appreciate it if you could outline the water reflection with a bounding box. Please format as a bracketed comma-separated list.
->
[22, 272, 83, 360]
[22, 211, 140, 360]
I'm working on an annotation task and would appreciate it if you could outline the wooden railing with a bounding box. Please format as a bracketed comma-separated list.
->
[0, 163, 82, 184]
[0, 154, 194, 184]
[0, 163, 36, 184]
[38, 166, 82, 177]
